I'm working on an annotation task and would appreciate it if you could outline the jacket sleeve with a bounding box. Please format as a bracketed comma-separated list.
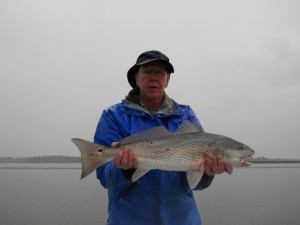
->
[94, 108, 132, 191]
[193, 173, 214, 190]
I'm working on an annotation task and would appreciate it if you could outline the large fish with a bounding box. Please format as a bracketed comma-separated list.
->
[71, 120, 255, 189]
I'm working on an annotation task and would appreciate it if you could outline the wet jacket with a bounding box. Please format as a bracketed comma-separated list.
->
[94, 90, 214, 225]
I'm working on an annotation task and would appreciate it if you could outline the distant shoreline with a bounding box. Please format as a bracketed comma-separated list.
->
[0, 156, 299, 164]
[0, 156, 80, 163]
[250, 160, 300, 164]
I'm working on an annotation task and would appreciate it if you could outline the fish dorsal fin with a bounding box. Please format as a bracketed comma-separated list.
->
[120, 126, 173, 145]
[175, 120, 201, 134]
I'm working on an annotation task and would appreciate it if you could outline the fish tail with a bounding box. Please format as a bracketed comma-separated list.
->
[71, 138, 110, 179]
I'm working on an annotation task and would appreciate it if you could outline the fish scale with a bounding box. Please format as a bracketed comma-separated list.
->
[122, 133, 212, 171]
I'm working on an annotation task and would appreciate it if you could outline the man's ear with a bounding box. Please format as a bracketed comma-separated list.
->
[165, 74, 171, 88]
[135, 73, 139, 87]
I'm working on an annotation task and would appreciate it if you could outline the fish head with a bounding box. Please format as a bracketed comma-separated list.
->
[209, 136, 255, 166]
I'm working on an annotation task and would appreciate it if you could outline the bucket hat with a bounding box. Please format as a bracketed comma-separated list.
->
[127, 50, 174, 88]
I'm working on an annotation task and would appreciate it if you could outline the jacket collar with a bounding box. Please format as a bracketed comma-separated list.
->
[124, 88, 176, 116]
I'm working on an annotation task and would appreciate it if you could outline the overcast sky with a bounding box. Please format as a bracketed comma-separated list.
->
[1, 0, 299, 159]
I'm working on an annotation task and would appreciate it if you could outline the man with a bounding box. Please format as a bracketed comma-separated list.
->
[94, 50, 232, 225]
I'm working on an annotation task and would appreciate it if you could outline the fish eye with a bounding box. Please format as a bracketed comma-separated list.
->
[238, 145, 245, 150]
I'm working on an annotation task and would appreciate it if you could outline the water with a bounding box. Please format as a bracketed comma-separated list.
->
[195, 164, 300, 225]
[0, 163, 299, 225]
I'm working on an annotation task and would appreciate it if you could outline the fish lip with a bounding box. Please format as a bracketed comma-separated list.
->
[239, 154, 253, 161]
[239, 154, 254, 166]
[240, 150, 255, 159]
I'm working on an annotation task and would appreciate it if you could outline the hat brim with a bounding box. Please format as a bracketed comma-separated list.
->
[127, 60, 174, 88]
[127, 65, 138, 88]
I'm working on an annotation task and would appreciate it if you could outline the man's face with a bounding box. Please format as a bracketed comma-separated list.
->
[135, 61, 170, 100]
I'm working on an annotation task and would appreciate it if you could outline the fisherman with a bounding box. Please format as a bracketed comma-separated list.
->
[94, 50, 233, 225]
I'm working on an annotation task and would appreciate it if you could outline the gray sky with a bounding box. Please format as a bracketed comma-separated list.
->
[1, 0, 299, 159]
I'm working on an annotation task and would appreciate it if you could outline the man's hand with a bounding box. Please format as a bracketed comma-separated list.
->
[112, 142, 139, 170]
[204, 155, 233, 176]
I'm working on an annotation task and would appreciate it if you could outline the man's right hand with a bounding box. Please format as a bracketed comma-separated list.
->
[112, 142, 139, 170]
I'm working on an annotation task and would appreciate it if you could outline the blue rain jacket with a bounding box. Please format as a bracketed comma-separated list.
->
[94, 99, 214, 225]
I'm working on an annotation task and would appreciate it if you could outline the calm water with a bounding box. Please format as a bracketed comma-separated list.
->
[0, 163, 299, 225]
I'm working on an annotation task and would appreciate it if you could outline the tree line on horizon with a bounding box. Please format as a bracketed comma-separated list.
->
[0, 156, 80, 163]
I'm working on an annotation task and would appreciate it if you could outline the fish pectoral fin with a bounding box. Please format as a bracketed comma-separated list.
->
[132, 167, 150, 182]
[187, 171, 204, 190]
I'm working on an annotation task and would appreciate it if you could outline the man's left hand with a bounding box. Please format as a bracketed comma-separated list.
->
[204, 155, 233, 175]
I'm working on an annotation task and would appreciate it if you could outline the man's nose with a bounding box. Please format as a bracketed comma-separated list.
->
[148, 71, 161, 77]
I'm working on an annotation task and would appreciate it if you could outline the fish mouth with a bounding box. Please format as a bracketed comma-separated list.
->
[239, 154, 254, 167]
[239, 159, 252, 167]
